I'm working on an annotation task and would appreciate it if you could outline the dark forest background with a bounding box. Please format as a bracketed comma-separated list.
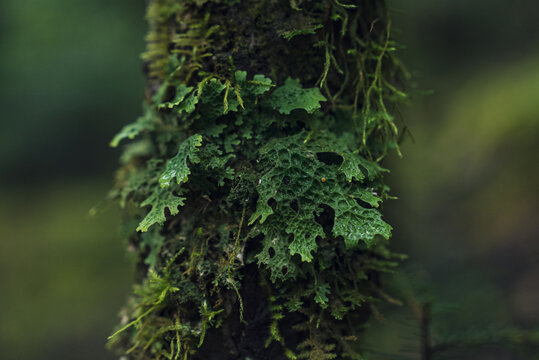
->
[0, 0, 538, 359]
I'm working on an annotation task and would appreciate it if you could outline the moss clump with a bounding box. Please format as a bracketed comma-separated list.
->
[108, 0, 410, 359]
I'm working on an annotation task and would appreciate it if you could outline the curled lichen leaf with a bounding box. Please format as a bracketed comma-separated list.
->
[339, 154, 366, 182]
[351, 187, 382, 208]
[159, 134, 203, 188]
[177, 92, 199, 115]
[158, 84, 193, 109]
[331, 202, 392, 248]
[137, 187, 186, 232]
[248, 198, 274, 225]
[270, 77, 326, 114]
[110, 107, 155, 147]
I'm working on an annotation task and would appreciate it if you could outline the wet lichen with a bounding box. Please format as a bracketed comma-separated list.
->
[108, 0, 410, 359]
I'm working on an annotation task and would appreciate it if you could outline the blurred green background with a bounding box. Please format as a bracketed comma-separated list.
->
[0, 0, 537, 359]
[0, 0, 145, 359]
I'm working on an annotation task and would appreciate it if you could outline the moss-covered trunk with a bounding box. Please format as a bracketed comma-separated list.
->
[108, 0, 409, 359]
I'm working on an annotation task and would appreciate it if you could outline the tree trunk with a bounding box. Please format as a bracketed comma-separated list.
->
[108, 0, 408, 359]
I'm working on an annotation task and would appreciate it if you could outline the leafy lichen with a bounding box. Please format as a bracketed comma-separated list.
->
[108, 0, 410, 358]
[137, 186, 186, 232]
[269, 78, 326, 114]
[249, 132, 391, 266]
[159, 134, 203, 188]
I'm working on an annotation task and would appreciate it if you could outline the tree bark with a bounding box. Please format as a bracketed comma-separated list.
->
[108, 1, 408, 359]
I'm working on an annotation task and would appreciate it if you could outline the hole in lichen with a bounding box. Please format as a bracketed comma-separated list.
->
[290, 199, 299, 212]
[244, 233, 264, 257]
[281, 266, 288, 276]
[316, 152, 344, 166]
[353, 196, 375, 209]
[282, 176, 290, 185]
[269, 247, 276, 259]
[161, 84, 175, 103]
[315, 204, 335, 236]
[357, 164, 369, 179]
[267, 198, 277, 210]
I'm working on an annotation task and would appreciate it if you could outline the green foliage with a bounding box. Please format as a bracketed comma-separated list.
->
[157, 84, 193, 110]
[137, 186, 186, 232]
[109, 0, 410, 358]
[107, 252, 196, 359]
[250, 132, 391, 268]
[159, 134, 202, 188]
[140, 229, 166, 269]
[110, 106, 155, 147]
[269, 78, 327, 114]
[278, 24, 323, 41]
[314, 283, 331, 308]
